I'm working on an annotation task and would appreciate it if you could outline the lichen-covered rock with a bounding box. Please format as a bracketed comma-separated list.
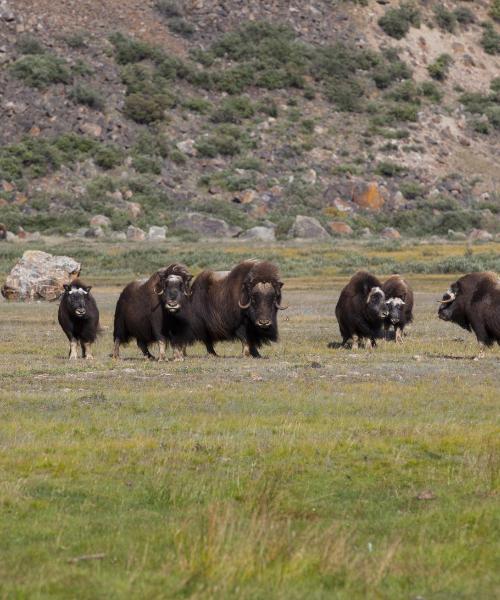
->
[468, 228, 492, 242]
[381, 227, 401, 240]
[148, 225, 167, 241]
[1, 250, 81, 301]
[352, 181, 385, 211]
[239, 226, 276, 242]
[328, 221, 353, 236]
[174, 212, 242, 238]
[126, 225, 146, 241]
[289, 215, 330, 240]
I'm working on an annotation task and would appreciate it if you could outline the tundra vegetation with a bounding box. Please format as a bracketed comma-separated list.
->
[0, 240, 499, 598]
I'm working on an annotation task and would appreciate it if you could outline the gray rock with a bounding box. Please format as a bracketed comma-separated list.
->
[360, 227, 372, 238]
[1, 250, 81, 301]
[447, 229, 467, 241]
[174, 212, 242, 238]
[5, 231, 16, 242]
[177, 139, 197, 157]
[239, 226, 276, 242]
[381, 227, 401, 240]
[84, 226, 104, 239]
[126, 225, 146, 241]
[111, 231, 127, 241]
[289, 215, 330, 240]
[468, 228, 492, 242]
[90, 214, 111, 228]
[148, 225, 167, 241]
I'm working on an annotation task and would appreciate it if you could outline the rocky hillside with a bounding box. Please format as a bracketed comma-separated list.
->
[0, 0, 499, 241]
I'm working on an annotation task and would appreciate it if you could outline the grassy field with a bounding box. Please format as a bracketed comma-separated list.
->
[0, 241, 499, 599]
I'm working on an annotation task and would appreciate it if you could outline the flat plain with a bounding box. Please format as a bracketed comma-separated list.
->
[0, 241, 499, 599]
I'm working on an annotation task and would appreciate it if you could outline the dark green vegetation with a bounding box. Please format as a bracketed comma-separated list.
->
[0, 247, 499, 598]
[377, 2, 420, 39]
[481, 21, 500, 54]
[427, 54, 453, 81]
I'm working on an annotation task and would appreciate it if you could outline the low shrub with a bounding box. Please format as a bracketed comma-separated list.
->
[69, 84, 105, 111]
[210, 96, 255, 123]
[481, 22, 500, 54]
[10, 54, 72, 88]
[378, 2, 420, 39]
[454, 6, 475, 25]
[154, 0, 182, 18]
[434, 6, 457, 33]
[93, 144, 124, 170]
[109, 32, 161, 65]
[420, 80, 443, 103]
[167, 18, 195, 37]
[182, 97, 212, 113]
[123, 93, 168, 123]
[375, 160, 407, 177]
[428, 54, 453, 81]
[400, 180, 424, 199]
[16, 35, 45, 55]
[490, 0, 500, 23]
[63, 32, 88, 49]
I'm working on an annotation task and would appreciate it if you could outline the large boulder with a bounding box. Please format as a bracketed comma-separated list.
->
[90, 214, 111, 228]
[289, 215, 330, 240]
[328, 221, 353, 236]
[126, 225, 146, 241]
[148, 225, 167, 241]
[239, 226, 276, 242]
[174, 212, 242, 238]
[381, 227, 401, 240]
[352, 181, 385, 211]
[468, 228, 493, 242]
[1, 250, 81, 301]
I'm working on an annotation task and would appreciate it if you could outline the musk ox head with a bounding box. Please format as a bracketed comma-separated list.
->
[153, 264, 192, 314]
[238, 274, 287, 330]
[385, 297, 405, 325]
[366, 286, 388, 319]
[63, 283, 92, 318]
[437, 289, 457, 321]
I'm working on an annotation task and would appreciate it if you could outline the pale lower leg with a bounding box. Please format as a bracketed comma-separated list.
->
[69, 339, 79, 360]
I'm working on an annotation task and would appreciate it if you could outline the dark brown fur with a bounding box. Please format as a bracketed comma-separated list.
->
[334, 271, 388, 349]
[58, 278, 100, 359]
[438, 272, 500, 349]
[169, 260, 285, 358]
[113, 264, 191, 360]
[382, 274, 414, 342]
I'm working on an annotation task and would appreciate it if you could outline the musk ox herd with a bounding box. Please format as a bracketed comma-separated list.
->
[57, 260, 500, 360]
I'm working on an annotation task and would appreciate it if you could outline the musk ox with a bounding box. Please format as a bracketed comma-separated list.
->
[112, 264, 192, 361]
[169, 259, 287, 358]
[438, 271, 500, 357]
[334, 271, 388, 349]
[382, 274, 414, 342]
[58, 279, 100, 359]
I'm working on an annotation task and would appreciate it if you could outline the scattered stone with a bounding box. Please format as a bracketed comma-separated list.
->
[360, 227, 372, 238]
[84, 226, 104, 238]
[111, 231, 127, 241]
[79, 122, 102, 138]
[381, 227, 401, 240]
[177, 139, 197, 157]
[174, 212, 242, 238]
[447, 229, 467, 241]
[332, 197, 354, 212]
[239, 226, 276, 242]
[1, 250, 81, 301]
[89, 215, 111, 228]
[148, 225, 167, 241]
[126, 225, 146, 241]
[5, 231, 16, 242]
[329, 221, 353, 236]
[239, 189, 257, 204]
[126, 201, 142, 219]
[392, 191, 406, 209]
[468, 228, 492, 242]
[303, 168, 317, 185]
[416, 490, 436, 501]
[352, 181, 385, 211]
[289, 215, 330, 240]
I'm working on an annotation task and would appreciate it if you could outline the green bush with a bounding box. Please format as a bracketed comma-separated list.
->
[434, 6, 457, 32]
[213, 65, 255, 94]
[375, 161, 407, 177]
[10, 54, 72, 88]
[69, 84, 105, 111]
[400, 181, 424, 199]
[490, 0, 500, 22]
[93, 144, 124, 170]
[182, 96, 212, 113]
[195, 134, 241, 158]
[481, 22, 500, 54]
[472, 120, 490, 134]
[154, 0, 182, 18]
[109, 32, 161, 65]
[378, 2, 420, 39]
[123, 93, 168, 123]
[132, 155, 163, 174]
[256, 99, 278, 117]
[428, 54, 453, 81]
[325, 78, 364, 112]
[210, 96, 255, 123]
[16, 35, 45, 55]
[454, 6, 475, 25]
[233, 156, 263, 171]
[420, 81, 443, 103]
[167, 18, 195, 37]
[372, 57, 412, 89]
[63, 32, 88, 49]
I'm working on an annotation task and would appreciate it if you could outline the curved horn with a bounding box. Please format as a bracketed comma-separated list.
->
[154, 284, 164, 295]
[275, 300, 289, 310]
[238, 297, 251, 309]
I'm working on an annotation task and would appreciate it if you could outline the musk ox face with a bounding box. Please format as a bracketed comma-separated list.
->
[63, 284, 91, 318]
[385, 297, 405, 325]
[438, 290, 456, 321]
[158, 273, 192, 314]
[367, 286, 388, 319]
[239, 280, 286, 330]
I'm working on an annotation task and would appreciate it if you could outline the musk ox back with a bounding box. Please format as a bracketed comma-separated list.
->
[438, 271, 500, 356]
[171, 259, 286, 358]
[334, 271, 388, 349]
[382, 274, 414, 342]
[58, 279, 100, 359]
[113, 264, 192, 361]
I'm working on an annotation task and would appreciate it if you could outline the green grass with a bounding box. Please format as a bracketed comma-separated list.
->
[0, 257, 498, 598]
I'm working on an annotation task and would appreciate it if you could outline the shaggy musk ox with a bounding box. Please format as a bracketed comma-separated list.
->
[382, 274, 414, 342]
[169, 259, 287, 358]
[438, 271, 500, 357]
[334, 271, 388, 349]
[112, 264, 192, 361]
[58, 279, 100, 359]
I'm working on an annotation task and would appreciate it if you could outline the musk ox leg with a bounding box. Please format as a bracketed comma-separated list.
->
[205, 341, 218, 357]
[351, 335, 358, 350]
[69, 339, 79, 360]
[172, 346, 184, 362]
[473, 342, 486, 361]
[248, 345, 262, 358]
[137, 340, 155, 360]
[241, 342, 251, 358]
[112, 339, 121, 359]
[158, 339, 167, 361]
[81, 341, 94, 360]
[395, 327, 403, 344]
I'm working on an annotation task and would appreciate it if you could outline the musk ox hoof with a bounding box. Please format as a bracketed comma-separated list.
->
[84, 355, 94, 360]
